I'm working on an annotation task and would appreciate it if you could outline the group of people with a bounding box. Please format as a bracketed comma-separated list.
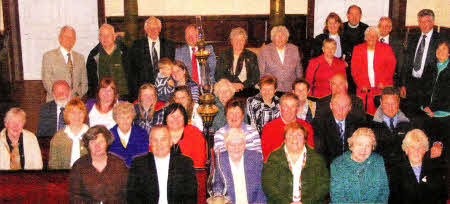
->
[0, 4, 448, 204]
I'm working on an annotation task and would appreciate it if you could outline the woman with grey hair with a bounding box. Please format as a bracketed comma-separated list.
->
[389, 129, 447, 203]
[109, 102, 149, 167]
[330, 127, 389, 203]
[0, 107, 42, 170]
[212, 78, 238, 132]
[351, 26, 396, 115]
[215, 27, 260, 97]
[69, 125, 128, 203]
[258, 25, 303, 94]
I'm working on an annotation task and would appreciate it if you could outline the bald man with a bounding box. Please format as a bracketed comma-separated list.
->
[42, 26, 87, 102]
[87, 24, 130, 100]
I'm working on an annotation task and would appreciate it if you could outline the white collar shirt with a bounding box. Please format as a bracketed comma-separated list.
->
[413, 30, 433, 78]
[154, 153, 170, 204]
[64, 124, 89, 167]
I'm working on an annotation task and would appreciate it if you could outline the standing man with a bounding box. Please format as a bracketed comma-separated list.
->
[42, 26, 87, 102]
[378, 17, 405, 88]
[175, 24, 216, 86]
[129, 16, 175, 98]
[401, 9, 442, 117]
[343, 5, 368, 94]
[86, 24, 130, 100]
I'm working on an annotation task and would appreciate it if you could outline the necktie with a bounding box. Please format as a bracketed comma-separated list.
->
[337, 121, 344, 140]
[10, 143, 21, 170]
[57, 107, 66, 131]
[67, 53, 73, 88]
[413, 35, 427, 71]
[120, 138, 127, 148]
[151, 42, 158, 71]
[380, 38, 385, 43]
[389, 117, 395, 131]
[191, 47, 200, 84]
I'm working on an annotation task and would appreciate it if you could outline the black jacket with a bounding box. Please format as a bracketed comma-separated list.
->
[311, 33, 350, 61]
[86, 40, 129, 98]
[127, 152, 197, 204]
[36, 101, 57, 137]
[315, 94, 366, 121]
[215, 48, 259, 89]
[128, 36, 175, 98]
[426, 62, 450, 112]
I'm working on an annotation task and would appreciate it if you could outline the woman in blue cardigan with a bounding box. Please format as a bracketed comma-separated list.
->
[109, 102, 149, 167]
[330, 127, 389, 203]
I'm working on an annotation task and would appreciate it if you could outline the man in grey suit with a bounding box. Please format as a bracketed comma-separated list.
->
[37, 80, 71, 137]
[378, 17, 405, 88]
[175, 24, 216, 86]
[42, 26, 87, 102]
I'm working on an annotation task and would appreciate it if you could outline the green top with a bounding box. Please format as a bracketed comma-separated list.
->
[98, 47, 128, 95]
[262, 145, 330, 204]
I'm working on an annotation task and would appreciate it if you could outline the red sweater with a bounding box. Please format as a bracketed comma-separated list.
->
[149, 125, 206, 168]
[260, 117, 314, 161]
[306, 55, 347, 98]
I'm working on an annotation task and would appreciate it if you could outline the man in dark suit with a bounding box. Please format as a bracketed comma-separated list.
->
[313, 93, 362, 166]
[400, 9, 442, 117]
[378, 17, 405, 88]
[342, 5, 369, 94]
[175, 24, 216, 86]
[36, 80, 71, 137]
[127, 126, 197, 204]
[129, 16, 175, 98]
[315, 74, 366, 121]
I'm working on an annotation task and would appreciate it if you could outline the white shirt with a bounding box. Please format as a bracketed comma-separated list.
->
[232, 55, 247, 83]
[285, 145, 307, 202]
[64, 124, 89, 167]
[329, 34, 342, 58]
[148, 37, 160, 64]
[277, 48, 285, 64]
[154, 153, 170, 204]
[117, 127, 131, 146]
[379, 35, 390, 44]
[228, 156, 248, 204]
[188, 46, 202, 82]
[191, 103, 204, 131]
[88, 106, 116, 129]
[60, 47, 72, 64]
[367, 50, 376, 87]
[413, 30, 433, 78]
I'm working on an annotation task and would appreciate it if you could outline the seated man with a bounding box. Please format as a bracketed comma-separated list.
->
[312, 93, 362, 166]
[86, 24, 130, 100]
[214, 98, 261, 154]
[371, 87, 413, 171]
[212, 128, 266, 204]
[261, 93, 313, 161]
[316, 74, 366, 120]
[0, 108, 42, 170]
[127, 126, 197, 203]
[37, 80, 72, 137]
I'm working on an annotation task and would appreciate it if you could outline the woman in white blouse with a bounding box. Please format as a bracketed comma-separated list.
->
[87, 77, 119, 129]
[49, 98, 89, 169]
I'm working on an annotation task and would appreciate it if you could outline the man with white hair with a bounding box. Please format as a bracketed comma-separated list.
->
[86, 24, 130, 100]
[42, 25, 87, 102]
[37, 80, 71, 137]
[129, 16, 175, 98]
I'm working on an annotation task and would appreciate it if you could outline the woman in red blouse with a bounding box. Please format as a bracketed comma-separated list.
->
[306, 38, 347, 98]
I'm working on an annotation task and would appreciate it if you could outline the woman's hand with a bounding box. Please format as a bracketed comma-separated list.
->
[423, 107, 434, 117]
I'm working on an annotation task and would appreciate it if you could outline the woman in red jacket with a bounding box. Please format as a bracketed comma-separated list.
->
[351, 26, 396, 115]
[306, 38, 347, 98]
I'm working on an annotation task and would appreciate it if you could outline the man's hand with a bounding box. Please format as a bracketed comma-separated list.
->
[232, 83, 244, 91]
[423, 107, 434, 117]
[400, 86, 406, 98]
[430, 142, 442, 158]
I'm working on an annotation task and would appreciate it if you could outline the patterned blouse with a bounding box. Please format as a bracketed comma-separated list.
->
[246, 93, 280, 133]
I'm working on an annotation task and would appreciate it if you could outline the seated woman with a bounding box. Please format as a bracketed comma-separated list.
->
[49, 98, 89, 169]
[212, 79, 237, 132]
[172, 60, 200, 103]
[247, 75, 280, 133]
[330, 127, 389, 203]
[109, 102, 149, 167]
[69, 125, 128, 203]
[212, 128, 266, 204]
[351, 27, 396, 115]
[306, 38, 346, 98]
[262, 121, 329, 204]
[162, 103, 206, 168]
[389, 129, 447, 203]
[133, 83, 157, 134]
[292, 79, 316, 123]
[0, 107, 42, 170]
[170, 86, 203, 131]
[215, 27, 259, 97]
[86, 77, 120, 129]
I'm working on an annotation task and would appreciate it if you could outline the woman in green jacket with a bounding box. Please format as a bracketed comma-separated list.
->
[262, 121, 329, 204]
